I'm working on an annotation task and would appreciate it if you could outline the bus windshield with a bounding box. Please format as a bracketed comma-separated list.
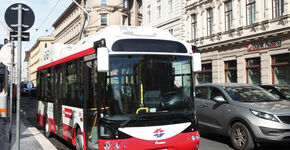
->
[102, 55, 194, 121]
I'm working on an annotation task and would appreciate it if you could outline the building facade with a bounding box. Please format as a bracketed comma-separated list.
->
[29, 36, 54, 85]
[142, 0, 184, 40]
[22, 51, 30, 82]
[53, 0, 142, 44]
[29, 0, 142, 85]
[184, 0, 290, 85]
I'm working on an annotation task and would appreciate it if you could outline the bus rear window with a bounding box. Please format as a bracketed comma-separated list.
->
[111, 39, 188, 53]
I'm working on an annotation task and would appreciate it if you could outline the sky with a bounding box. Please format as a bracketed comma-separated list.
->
[0, 0, 71, 50]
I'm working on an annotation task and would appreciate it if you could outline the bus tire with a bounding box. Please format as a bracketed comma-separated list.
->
[45, 118, 51, 137]
[76, 129, 84, 150]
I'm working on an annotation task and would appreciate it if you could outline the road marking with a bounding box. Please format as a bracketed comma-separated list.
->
[27, 127, 57, 150]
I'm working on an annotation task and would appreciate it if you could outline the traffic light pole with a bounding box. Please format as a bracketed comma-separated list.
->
[16, 3, 22, 150]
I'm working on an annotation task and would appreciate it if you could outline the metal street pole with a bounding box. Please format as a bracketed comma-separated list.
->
[16, 3, 22, 150]
[9, 40, 14, 143]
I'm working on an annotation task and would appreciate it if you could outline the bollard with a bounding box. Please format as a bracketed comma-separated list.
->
[0, 88, 8, 118]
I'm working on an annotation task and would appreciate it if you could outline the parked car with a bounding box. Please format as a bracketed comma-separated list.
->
[21, 81, 36, 97]
[195, 83, 290, 150]
[260, 85, 290, 100]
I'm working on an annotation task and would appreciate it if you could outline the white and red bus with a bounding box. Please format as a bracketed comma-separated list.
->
[36, 26, 201, 150]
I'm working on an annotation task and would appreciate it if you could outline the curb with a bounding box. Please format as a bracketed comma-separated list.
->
[27, 127, 57, 150]
[20, 106, 57, 150]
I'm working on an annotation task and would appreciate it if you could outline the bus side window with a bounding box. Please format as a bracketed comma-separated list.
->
[78, 59, 84, 107]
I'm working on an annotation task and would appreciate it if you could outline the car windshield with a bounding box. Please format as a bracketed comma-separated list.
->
[275, 86, 290, 99]
[224, 86, 280, 102]
[102, 55, 194, 121]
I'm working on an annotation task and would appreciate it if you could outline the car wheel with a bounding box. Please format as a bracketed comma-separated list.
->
[76, 129, 84, 150]
[230, 122, 254, 150]
[45, 118, 51, 137]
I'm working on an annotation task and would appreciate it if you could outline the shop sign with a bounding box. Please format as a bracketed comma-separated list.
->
[248, 39, 281, 51]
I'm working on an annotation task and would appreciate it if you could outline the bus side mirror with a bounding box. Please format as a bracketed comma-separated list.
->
[97, 47, 109, 72]
[192, 53, 201, 72]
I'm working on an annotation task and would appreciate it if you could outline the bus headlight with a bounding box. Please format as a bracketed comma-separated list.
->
[191, 135, 195, 141]
[104, 141, 111, 150]
[114, 142, 120, 149]
[196, 132, 200, 140]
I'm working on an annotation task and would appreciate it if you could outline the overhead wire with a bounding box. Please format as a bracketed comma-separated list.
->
[27, 0, 61, 49]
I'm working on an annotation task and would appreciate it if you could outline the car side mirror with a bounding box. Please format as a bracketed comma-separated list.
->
[213, 96, 226, 103]
[97, 47, 109, 72]
[192, 53, 201, 72]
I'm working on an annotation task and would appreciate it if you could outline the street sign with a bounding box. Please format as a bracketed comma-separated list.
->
[4, 3, 35, 31]
[4, 3, 35, 150]
[10, 32, 30, 41]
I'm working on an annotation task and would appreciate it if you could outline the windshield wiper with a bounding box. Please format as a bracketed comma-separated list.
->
[120, 117, 139, 128]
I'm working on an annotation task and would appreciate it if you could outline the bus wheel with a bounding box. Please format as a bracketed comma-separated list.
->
[45, 118, 51, 137]
[76, 129, 84, 150]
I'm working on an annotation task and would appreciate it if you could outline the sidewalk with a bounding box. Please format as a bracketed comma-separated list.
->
[0, 98, 57, 150]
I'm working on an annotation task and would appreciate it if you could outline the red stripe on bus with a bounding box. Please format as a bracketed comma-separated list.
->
[82, 132, 87, 150]
[48, 118, 56, 133]
[63, 124, 73, 143]
[37, 114, 45, 127]
[37, 47, 95, 71]
[98, 131, 200, 150]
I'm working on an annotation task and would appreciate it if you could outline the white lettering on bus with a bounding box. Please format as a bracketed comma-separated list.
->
[155, 141, 166, 144]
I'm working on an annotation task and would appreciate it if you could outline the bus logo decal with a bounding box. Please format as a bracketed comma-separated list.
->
[153, 128, 165, 138]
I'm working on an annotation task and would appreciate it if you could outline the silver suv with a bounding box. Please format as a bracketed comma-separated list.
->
[195, 83, 290, 150]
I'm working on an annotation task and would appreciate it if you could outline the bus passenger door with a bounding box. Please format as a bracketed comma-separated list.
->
[54, 67, 63, 136]
[85, 60, 99, 149]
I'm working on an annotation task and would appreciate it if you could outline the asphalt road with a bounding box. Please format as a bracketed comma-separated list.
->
[198, 130, 290, 150]
[21, 96, 74, 150]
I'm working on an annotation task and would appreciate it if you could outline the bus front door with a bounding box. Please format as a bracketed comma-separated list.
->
[85, 60, 99, 149]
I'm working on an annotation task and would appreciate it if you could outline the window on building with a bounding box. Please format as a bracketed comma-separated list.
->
[123, 0, 126, 8]
[101, 0, 106, 6]
[225, 0, 233, 31]
[247, 0, 256, 25]
[191, 14, 197, 40]
[225, 60, 237, 83]
[157, 0, 161, 18]
[168, 28, 173, 35]
[272, 54, 290, 85]
[207, 8, 213, 35]
[195, 63, 212, 85]
[45, 43, 47, 48]
[147, 5, 151, 22]
[168, 0, 173, 13]
[273, 0, 284, 18]
[246, 58, 261, 85]
[101, 14, 107, 26]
